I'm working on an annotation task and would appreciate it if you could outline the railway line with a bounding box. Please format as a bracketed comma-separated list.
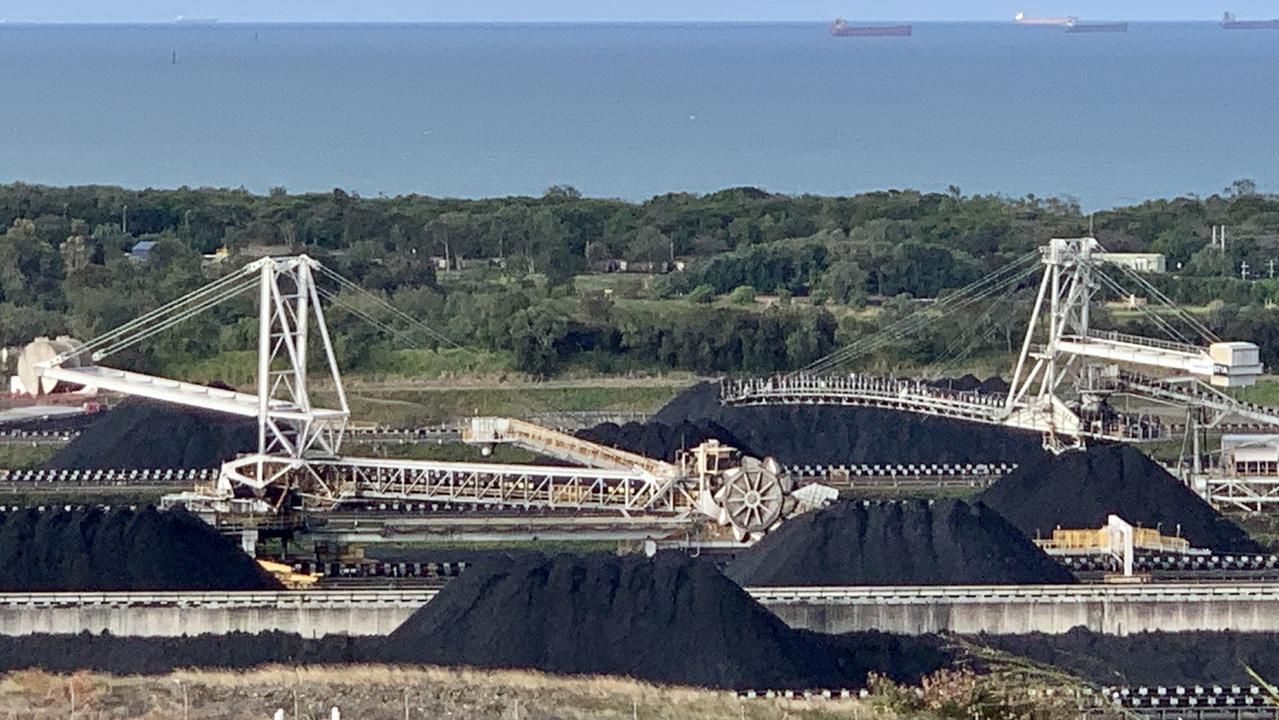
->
[7, 581, 1277, 610]
[735, 686, 1279, 719]
[0, 581, 1272, 610]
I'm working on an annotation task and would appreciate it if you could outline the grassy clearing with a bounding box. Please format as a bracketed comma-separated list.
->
[344, 441, 538, 464]
[162, 349, 257, 388]
[841, 486, 984, 502]
[0, 665, 897, 720]
[1237, 376, 1279, 407]
[0, 445, 58, 470]
[165, 347, 515, 391]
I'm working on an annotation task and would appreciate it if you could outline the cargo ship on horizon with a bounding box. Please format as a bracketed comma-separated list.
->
[1221, 11, 1279, 29]
[1012, 12, 1078, 26]
[828, 18, 912, 37]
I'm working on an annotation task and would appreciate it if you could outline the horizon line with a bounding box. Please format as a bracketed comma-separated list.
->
[0, 18, 1242, 25]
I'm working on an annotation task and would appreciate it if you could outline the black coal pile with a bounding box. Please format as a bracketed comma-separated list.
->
[0, 409, 104, 434]
[726, 499, 1075, 586]
[0, 632, 377, 674]
[647, 383, 1045, 466]
[45, 397, 255, 469]
[977, 444, 1262, 553]
[925, 375, 1011, 395]
[980, 628, 1279, 686]
[381, 552, 949, 689]
[0, 506, 279, 591]
[577, 419, 747, 462]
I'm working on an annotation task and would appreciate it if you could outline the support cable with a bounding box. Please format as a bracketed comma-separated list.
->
[72, 265, 259, 361]
[805, 254, 1041, 374]
[316, 266, 459, 348]
[1094, 269, 1196, 346]
[1115, 264, 1219, 342]
[88, 273, 263, 361]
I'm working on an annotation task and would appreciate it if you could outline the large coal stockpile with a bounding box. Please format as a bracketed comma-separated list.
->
[45, 397, 255, 469]
[726, 499, 1075, 586]
[980, 628, 1279, 686]
[978, 444, 1263, 553]
[381, 552, 950, 689]
[648, 383, 1046, 466]
[0, 506, 279, 591]
[0, 632, 377, 674]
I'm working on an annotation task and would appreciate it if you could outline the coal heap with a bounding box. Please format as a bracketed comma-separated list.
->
[0, 410, 104, 434]
[926, 375, 1011, 395]
[727, 499, 1075, 586]
[648, 383, 1045, 466]
[381, 553, 949, 689]
[0, 632, 376, 674]
[0, 506, 279, 591]
[980, 628, 1279, 686]
[45, 397, 255, 469]
[977, 444, 1262, 554]
[577, 419, 745, 462]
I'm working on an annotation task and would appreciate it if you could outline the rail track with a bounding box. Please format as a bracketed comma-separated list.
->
[735, 686, 1279, 719]
[4, 581, 1278, 609]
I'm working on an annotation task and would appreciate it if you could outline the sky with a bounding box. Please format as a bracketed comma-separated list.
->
[0, 1, 1270, 23]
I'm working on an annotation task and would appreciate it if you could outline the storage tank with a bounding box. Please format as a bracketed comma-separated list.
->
[16, 336, 86, 397]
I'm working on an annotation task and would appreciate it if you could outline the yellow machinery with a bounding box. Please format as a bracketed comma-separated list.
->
[1038, 525, 1193, 555]
[1035, 514, 1208, 579]
[257, 559, 322, 589]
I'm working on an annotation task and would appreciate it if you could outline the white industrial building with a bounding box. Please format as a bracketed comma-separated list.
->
[1096, 252, 1167, 274]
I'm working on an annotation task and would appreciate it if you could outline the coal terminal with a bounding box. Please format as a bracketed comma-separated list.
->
[1, 382, 1276, 692]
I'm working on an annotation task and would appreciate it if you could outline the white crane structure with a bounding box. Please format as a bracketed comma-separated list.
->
[36, 256, 805, 541]
[722, 238, 1279, 508]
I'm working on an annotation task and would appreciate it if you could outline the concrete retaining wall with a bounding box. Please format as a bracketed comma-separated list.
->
[4, 584, 1279, 638]
[753, 584, 1279, 636]
[0, 591, 433, 638]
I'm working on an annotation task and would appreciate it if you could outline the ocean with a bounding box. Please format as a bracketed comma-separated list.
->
[0, 22, 1275, 208]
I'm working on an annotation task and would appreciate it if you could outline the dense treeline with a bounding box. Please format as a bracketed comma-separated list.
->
[2, 181, 1278, 376]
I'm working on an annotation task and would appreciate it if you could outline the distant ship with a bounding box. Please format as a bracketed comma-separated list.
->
[173, 15, 219, 25]
[1221, 11, 1279, 29]
[1013, 12, 1078, 26]
[829, 18, 912, 37]
[1066, 20, 1129, 33]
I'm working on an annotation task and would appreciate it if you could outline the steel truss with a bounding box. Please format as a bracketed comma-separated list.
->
[218, 454, 694, 517]
[39, 257, 350, 488]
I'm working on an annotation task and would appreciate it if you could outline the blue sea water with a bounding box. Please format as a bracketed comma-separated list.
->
[0, 22, 1275, 208]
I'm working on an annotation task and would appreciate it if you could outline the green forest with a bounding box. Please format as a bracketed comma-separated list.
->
[3, 181, 1279, 379]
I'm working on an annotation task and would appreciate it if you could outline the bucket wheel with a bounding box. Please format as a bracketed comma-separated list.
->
[717, 457, 786, 536]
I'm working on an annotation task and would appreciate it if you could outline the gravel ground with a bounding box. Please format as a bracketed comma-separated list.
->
[0, 665, 892, 720]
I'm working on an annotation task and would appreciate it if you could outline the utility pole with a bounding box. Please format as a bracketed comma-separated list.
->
[121, 205, 129, 234]
[1269, 259, 1275, 279]
[1241, 260, 1250, 280]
